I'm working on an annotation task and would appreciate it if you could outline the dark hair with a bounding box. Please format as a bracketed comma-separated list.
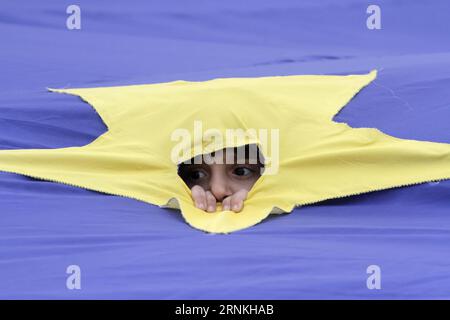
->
[177, 143, 265, 172]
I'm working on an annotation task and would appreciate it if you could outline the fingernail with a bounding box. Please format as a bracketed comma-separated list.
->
[233, 201, 242, 212]
[207, 206, 214, 212]
[197, 203, 205, 210]
[223, 205, 230, 211]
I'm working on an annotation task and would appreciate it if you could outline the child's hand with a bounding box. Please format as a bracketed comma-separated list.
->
[191, 185, 248, 213]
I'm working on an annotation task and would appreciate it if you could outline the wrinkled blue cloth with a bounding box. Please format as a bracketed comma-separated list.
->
[1, 0, 450, 299]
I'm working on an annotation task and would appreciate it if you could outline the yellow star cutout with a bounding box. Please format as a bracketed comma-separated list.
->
[1, 70, 450, 233]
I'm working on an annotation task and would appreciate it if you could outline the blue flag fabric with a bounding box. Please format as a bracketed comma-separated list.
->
[1, 0, 450, 298]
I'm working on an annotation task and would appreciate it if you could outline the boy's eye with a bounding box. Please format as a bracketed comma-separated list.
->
[189, 170, 207, 180]
[233, 167, 253, 177]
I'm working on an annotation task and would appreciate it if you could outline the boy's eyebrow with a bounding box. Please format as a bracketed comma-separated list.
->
[179, 163, 209, 169]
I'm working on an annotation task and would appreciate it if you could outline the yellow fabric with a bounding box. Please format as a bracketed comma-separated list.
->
[1, 70, 450, 233]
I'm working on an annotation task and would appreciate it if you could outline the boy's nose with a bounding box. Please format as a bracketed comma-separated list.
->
[209, 177, 232, 202]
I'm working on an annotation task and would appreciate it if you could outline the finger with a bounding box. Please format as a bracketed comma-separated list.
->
[222, 196, 232, 211]
[230, 189, 248, 213]
[191, 185, 207, 211]
[205, 191, 217, 213]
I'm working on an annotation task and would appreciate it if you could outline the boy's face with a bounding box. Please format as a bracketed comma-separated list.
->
[178, 145, 264, 212]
